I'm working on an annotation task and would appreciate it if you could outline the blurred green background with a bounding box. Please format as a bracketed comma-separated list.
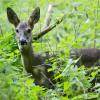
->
[0, 0, 100, 100]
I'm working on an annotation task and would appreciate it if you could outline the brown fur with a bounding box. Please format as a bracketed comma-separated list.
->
[7, 7, 54, 88]
[70, 48, 100, 67]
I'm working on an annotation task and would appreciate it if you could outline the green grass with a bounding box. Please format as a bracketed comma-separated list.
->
[0, 0, 100, 100]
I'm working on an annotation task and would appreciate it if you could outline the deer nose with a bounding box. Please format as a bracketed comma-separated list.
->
[20, 39, 27, 45]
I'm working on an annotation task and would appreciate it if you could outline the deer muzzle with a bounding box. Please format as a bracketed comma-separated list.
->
[20, 39, 27, 45]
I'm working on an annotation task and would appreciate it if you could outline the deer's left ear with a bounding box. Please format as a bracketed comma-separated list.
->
[7, 7, 20, 27]
[28, 7, 40, 29]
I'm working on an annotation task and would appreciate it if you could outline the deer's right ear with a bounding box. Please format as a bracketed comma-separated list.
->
[28, 7, 40, 29]
[7, 7, 20, 27]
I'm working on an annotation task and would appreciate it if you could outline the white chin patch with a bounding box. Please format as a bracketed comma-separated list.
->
[19, 44, 28, 50]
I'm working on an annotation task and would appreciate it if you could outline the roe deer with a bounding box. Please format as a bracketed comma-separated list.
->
[70, 48, 100, 67]
[7, 6, 100, 88]
[7, 7, 63, 88]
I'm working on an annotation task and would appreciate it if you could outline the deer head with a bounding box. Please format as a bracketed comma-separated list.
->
[7, 7, 40, 50]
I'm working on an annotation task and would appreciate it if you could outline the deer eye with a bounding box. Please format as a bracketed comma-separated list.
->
[16, 29, 19, 33]
[27, 28, 31, 33]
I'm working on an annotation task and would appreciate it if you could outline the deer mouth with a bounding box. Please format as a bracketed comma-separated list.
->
[19, 42, 28, 50]
[20, 42, 27, 45]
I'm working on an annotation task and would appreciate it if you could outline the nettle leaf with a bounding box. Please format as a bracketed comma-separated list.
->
[64, 81, 71, 92]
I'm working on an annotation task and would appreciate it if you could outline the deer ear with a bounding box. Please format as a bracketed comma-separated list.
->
[7, 7, 20, 27]
[28, 7, 40, 29]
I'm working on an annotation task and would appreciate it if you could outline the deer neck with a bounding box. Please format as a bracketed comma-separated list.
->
[20, 44, 35, 73]
[19, 43, 45, 73]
